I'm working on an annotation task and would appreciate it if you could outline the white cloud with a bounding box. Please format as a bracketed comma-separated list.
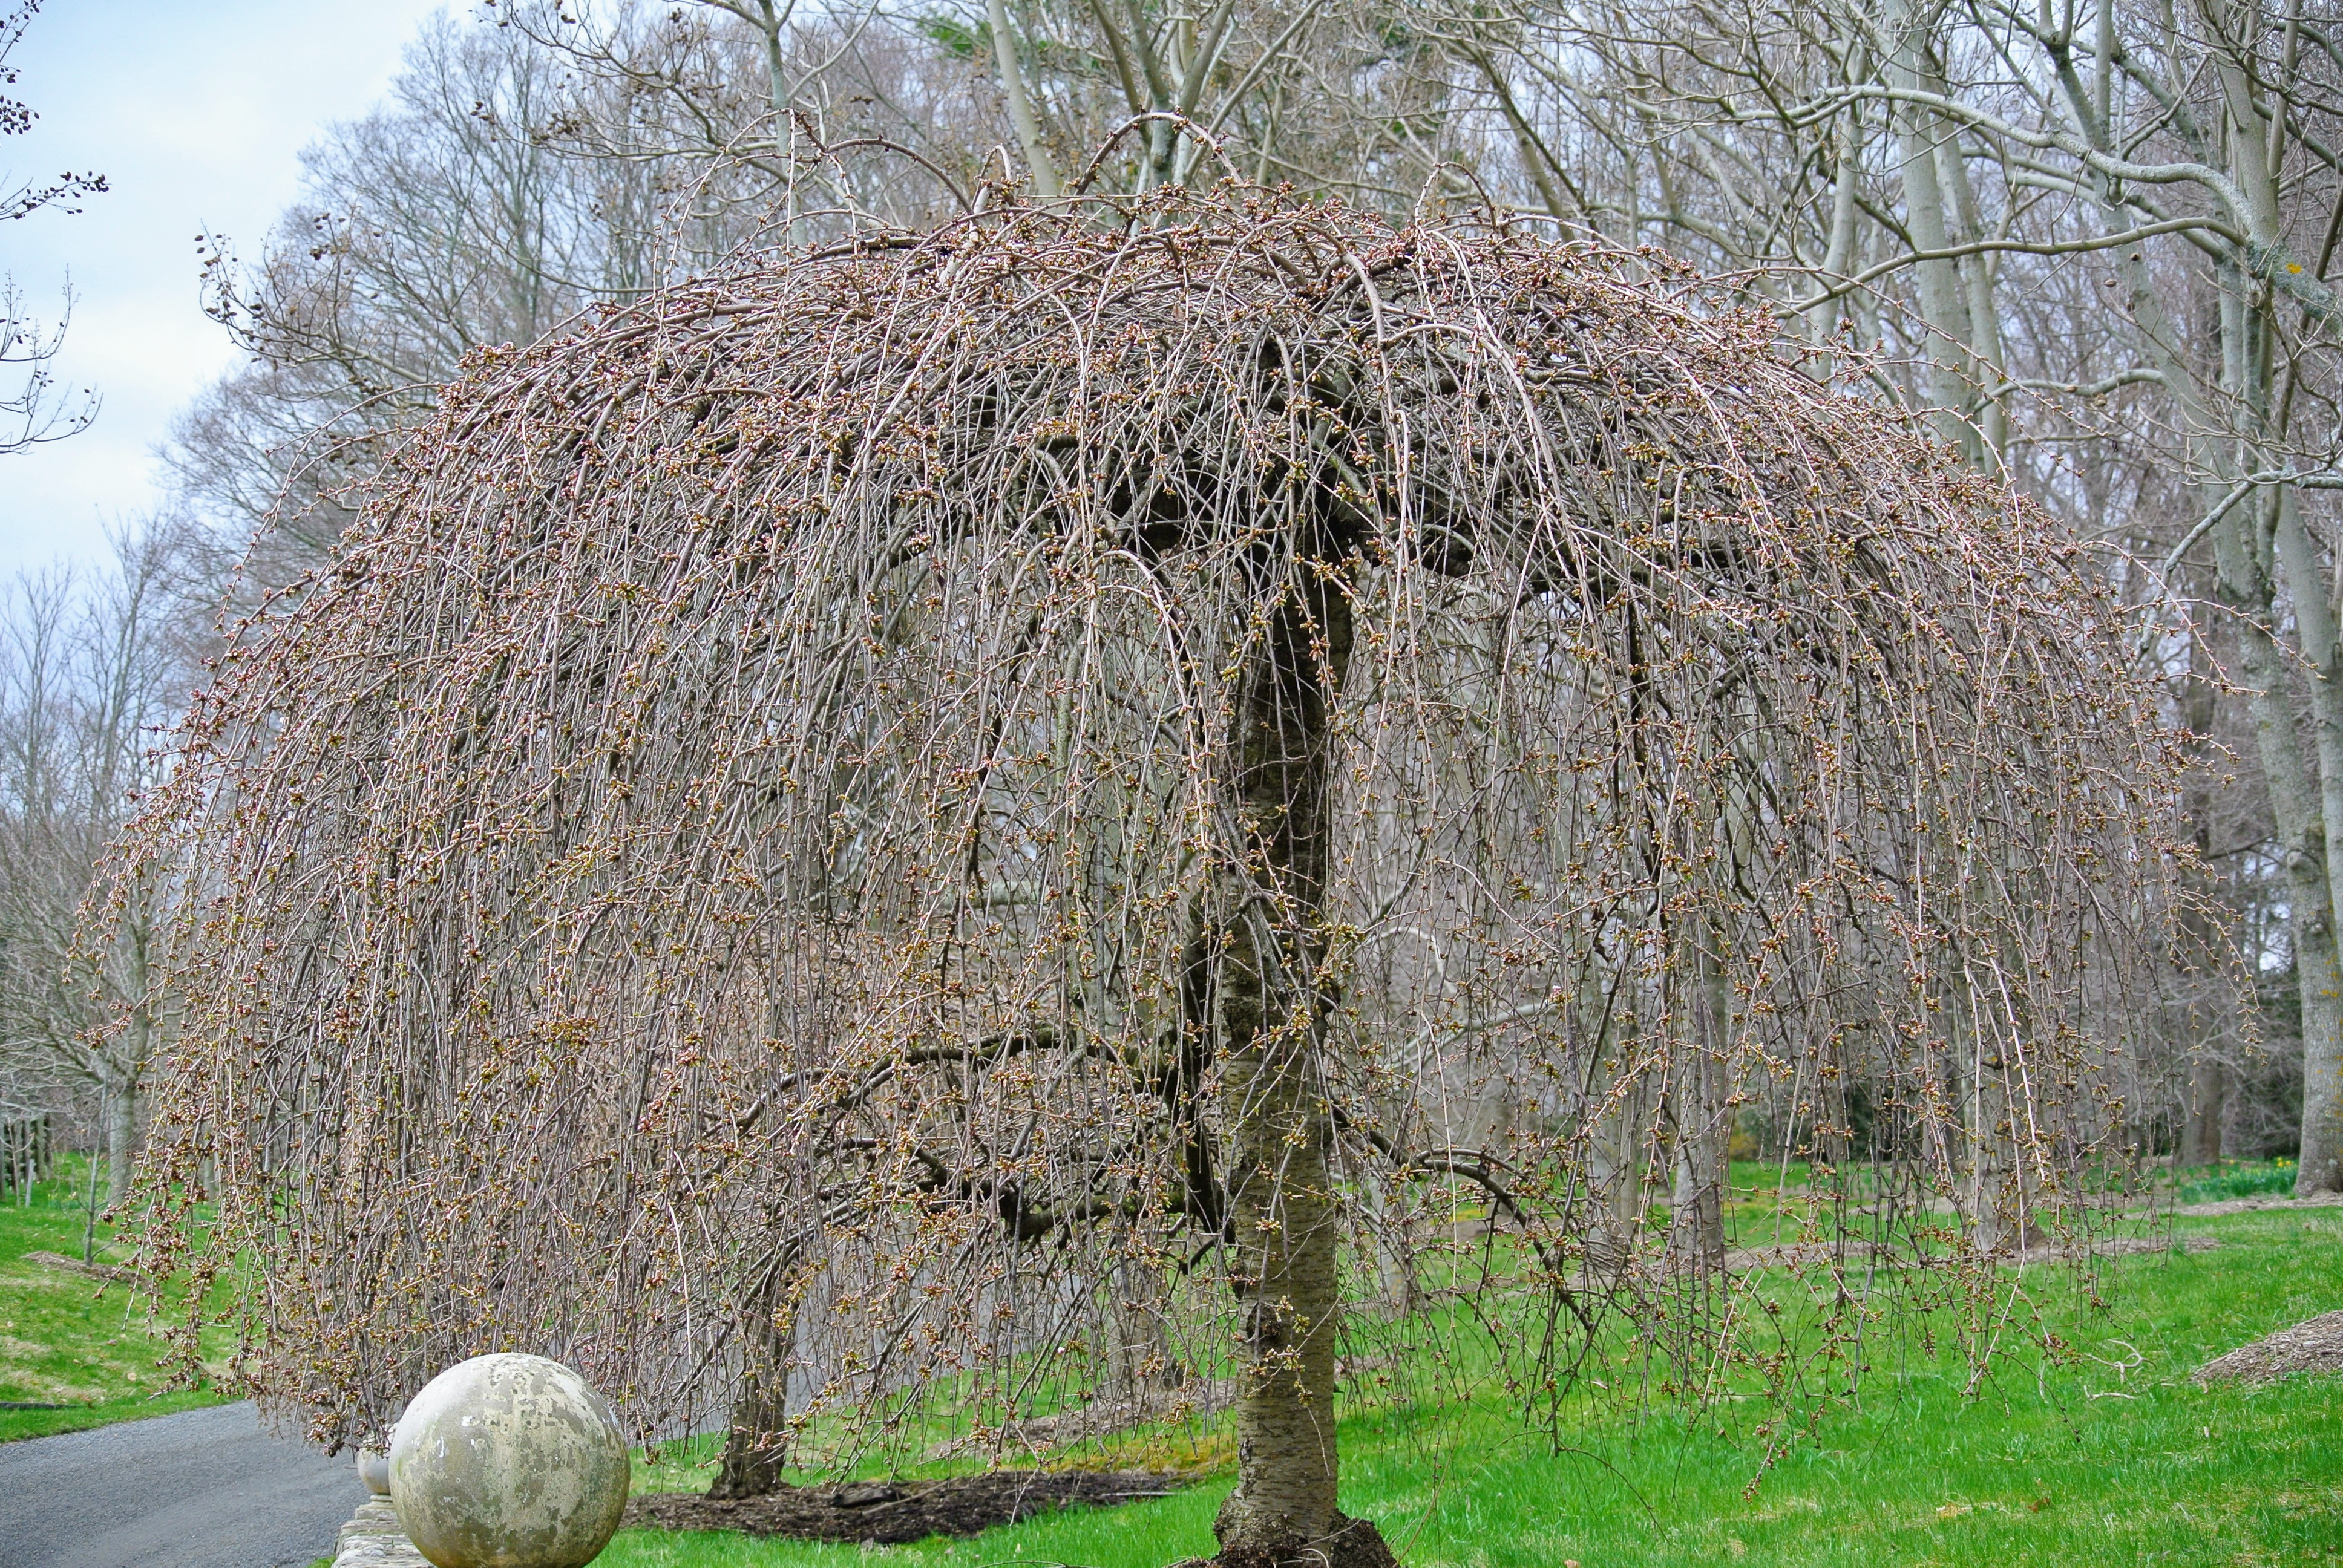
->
[0, 0, 453, 575]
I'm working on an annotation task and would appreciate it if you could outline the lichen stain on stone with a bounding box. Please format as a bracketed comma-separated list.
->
[388, 1353, 629, 1568]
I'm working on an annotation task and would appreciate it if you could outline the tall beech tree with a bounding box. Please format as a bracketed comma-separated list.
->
[115, 192, 2171, 1567]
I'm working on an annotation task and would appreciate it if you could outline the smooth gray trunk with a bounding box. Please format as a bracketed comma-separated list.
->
[1110, 1259, 1182, 1397]
[1884, 10, 1981, 458]
[2271, 494, 2343, 1192]
[1667, 929, 1728, 1275]
[2214, 498, 2343, 1195]
[104, 1085, 136, 1210]
[2180, 664, 2225, 1172]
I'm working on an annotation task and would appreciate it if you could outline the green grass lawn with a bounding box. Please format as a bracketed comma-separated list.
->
[4, 1155, 2335, 1564]
[599, 1201, 2343, 1568]
[2178, 1158, 2304, 1205]
[0, 1154, 229, 1442]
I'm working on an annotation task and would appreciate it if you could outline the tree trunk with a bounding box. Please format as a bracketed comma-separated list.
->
[2271, 492, 2343, 1193]
[1667, 927, 1728, 1276]
[709, 1246, 798, 1498]
[709, 1355, 790, 1499]
[1666, 1078, 1725, 1275]
[2184, 1060, 2226, 1167]
[1204, 555, 1392, 1568]
[1110, 1258, 1182, 1398]
[2213, 495, 2343, 1196]
[106, 930, 156, 1214]
[1884, 13, 1980, 460]
[986, 0, 1061, 198]
[2298, 916, 2343, 1195]
[2204, 24, 2343, 1194]
[1593, 1019, 1648, 1273]
[105, 1083, 137, 1210]
[1216, 1002, 1346, 1563]
[1921, 59, 2007, 456]
[1961, 1022, 2008, 1252]
[1806, 110, 1863, 350]
[2088, 102, 2343, 1194]
[2179, 656, 2224, 1173]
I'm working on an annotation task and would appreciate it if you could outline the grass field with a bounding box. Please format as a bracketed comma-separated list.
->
[599, 1189, 2343, 1568]
[2179, 1159, 2303, 1205]
[0, 1154, 229, 1442]
[4, 1158, 2336, 1566]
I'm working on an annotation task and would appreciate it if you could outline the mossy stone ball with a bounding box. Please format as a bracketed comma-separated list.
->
[388, 1353, 630, 1568]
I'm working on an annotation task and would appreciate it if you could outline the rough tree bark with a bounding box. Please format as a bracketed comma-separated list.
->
[1201, 549, 1394, 1568]
[709, 1241, 799, 1498]
[2184, 1063, 2226, 1167]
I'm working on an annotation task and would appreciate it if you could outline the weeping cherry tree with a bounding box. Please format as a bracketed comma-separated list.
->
[111, 189, 2173, 1568]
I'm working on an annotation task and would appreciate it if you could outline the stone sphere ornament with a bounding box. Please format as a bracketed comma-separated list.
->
[388, 1353, 631, 1568]
[358, 1444, 392, 1495]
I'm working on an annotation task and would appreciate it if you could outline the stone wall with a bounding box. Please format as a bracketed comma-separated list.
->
[333, 1497, 429, 1568]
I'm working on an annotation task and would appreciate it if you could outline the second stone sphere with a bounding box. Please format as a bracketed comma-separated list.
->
[388, 1353, 631, 1568]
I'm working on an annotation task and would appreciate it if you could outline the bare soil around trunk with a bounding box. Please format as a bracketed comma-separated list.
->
[2195, 1309, 2343, 1383]
[621, 1469, 1187, 1544]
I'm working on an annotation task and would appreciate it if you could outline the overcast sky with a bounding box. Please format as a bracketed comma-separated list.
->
[1, 1, 452, 577]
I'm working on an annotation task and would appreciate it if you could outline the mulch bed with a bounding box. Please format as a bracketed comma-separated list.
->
[2016, 1233, 2221, 1264]
[2174, 1191, 2343, 1218]
[18, 1250, 136, 1285]
[2195, 1309, 2343, 1383]
[623, 1470, 1189, 1544]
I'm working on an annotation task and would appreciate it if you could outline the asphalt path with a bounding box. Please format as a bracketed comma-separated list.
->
[0, 1401, 363, 1568]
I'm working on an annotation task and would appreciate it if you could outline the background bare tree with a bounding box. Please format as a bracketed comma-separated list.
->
[169, 11, 710, 566]
[0, 524, 197, 1206]
[1334, 0, 2343, 1189]
[1, 0, 103, 454]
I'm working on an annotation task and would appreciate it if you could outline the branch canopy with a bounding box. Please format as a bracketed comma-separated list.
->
[116, 189, 2174, 1457]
